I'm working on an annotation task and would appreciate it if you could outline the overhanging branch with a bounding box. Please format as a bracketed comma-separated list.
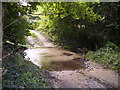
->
[28, 12, 64, 16]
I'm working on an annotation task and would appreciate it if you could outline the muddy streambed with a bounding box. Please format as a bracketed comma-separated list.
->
[25, 47, 86, 71]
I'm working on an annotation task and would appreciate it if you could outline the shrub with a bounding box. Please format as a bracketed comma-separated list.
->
[85, 42, 120, 70]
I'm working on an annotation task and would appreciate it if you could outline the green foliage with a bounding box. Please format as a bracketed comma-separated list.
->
[3, 2, 39, 48]
[85, 42, 120, 70]
[30, 2, 120, 51]
[91, 2, 120, 45]
[28, 30, 43, 46]
[2, 2, 51, 88]
[33, 2, 105, 50]
[4, 16, 30, 45]
[29, 30, 38, 38]
[2, 50, 51, 88]
[106, 23, 120, 45]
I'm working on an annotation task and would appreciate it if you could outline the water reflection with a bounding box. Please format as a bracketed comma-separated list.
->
[25, 30, 86, 71]
[25, 47, 86, 71]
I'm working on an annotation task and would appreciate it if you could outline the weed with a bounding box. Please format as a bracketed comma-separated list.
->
[85, 42, 120, 70]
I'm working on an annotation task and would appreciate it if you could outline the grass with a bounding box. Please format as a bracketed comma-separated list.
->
[85, 42, 120, 70]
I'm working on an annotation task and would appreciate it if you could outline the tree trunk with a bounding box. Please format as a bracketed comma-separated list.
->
[0, 1, 3, 89]
[0, 2, 2, 60]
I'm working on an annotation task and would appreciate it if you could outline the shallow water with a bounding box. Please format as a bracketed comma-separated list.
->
[25, 30, 118, 88]
[25, 47, 86, 71]
[25, 30, 86, 71]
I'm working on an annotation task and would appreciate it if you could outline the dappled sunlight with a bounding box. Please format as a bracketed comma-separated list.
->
[29, 30, 54, 47]
[24, 48, 49, 67]
[3, 2, 119, 88]
[25, 30, 85, 71]
[25, 30, 118, 88]
[25, 47, 85, 71]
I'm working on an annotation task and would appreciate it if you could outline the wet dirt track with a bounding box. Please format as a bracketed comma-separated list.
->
[25, 30, 119, 88]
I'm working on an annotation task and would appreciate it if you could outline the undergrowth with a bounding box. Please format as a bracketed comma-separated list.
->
[2, 50, 51, 88]
[85, 42, 120, 70]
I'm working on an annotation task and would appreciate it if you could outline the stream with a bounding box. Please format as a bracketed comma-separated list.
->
[24, 30, 119, 88]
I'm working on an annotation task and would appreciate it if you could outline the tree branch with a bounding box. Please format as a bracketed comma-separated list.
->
[2, 48, 15, 59]
[28, 12, 64, 16]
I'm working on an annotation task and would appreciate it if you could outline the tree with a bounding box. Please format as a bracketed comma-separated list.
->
[34, 2, 104, 50]
[3, 2, 39, 48]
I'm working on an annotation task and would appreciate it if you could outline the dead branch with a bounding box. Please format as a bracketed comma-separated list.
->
[2, 49, 15, 59]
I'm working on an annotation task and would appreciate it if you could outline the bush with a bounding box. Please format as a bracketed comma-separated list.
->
[85, 42, 120, 70]
[2, 50, 51, 88]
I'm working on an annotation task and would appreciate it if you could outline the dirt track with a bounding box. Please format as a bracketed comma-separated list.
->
[26, 30, 119, 89]
[47, 61, 119, 88]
